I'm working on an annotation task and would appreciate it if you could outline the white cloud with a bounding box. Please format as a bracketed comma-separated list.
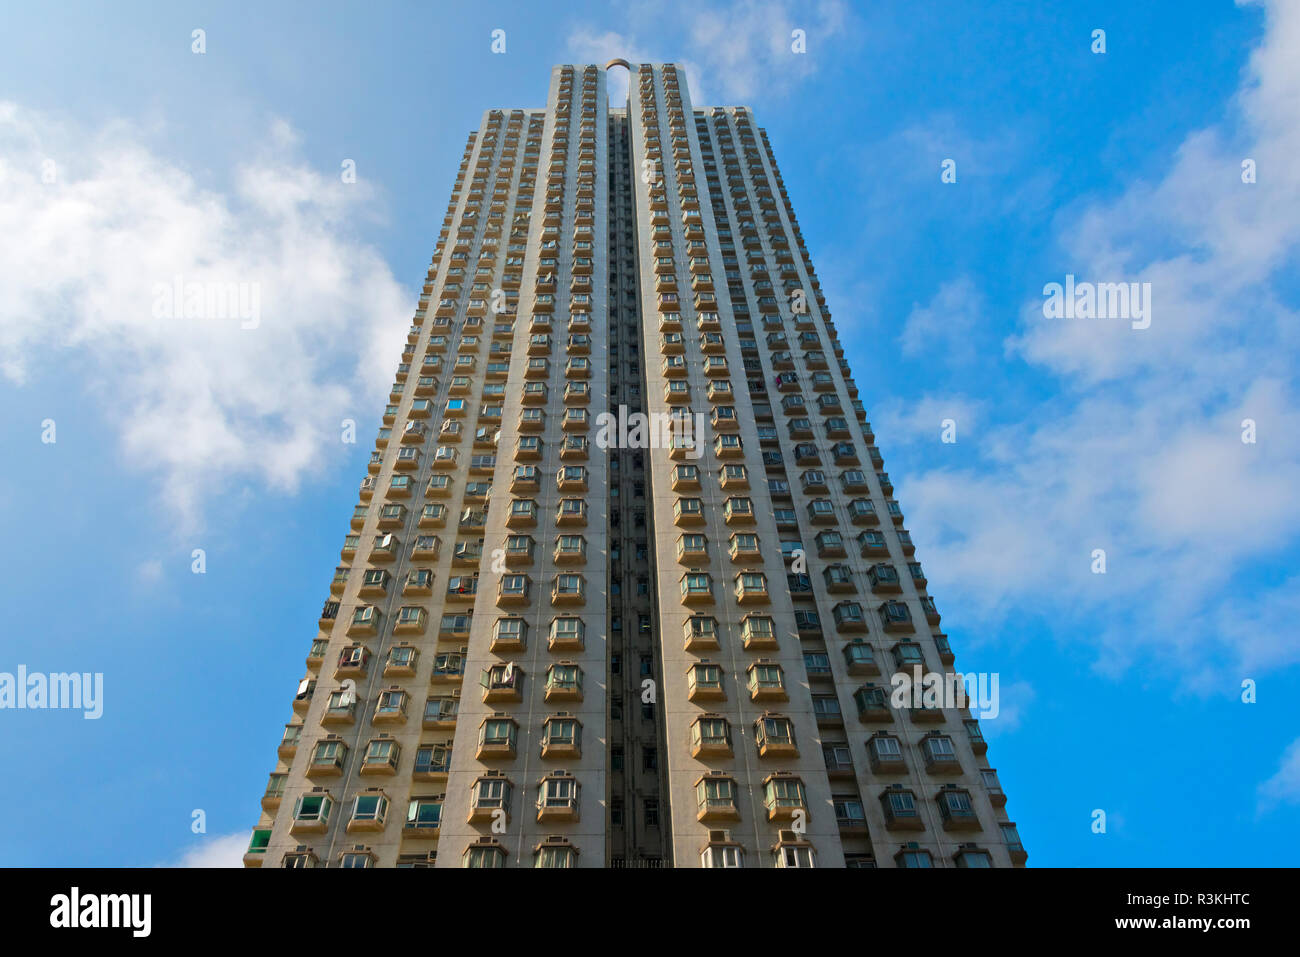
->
[566, 0, 851, 106]
[871, 393, 984, 448]
[0, 103, 410, 532]
[164, 831, 248, 868]
[898, 276, 984, 363]
[1258, 737, 1300, 812]
[886, 0, 1300, 686]
[136, 559, 164, 586]
[565, 30, 665, 106]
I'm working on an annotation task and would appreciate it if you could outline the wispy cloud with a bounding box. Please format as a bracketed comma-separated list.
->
[162, 831, 247, 868]
[887, 0, 1300, 686]
[0, 103, 410, 532]
[898, 276, 985, 365]
[136, 559, 164, 586]
[871, 393, 985, 448]
[1258, 737, 1300, 813]
[567, 0, 852, 106]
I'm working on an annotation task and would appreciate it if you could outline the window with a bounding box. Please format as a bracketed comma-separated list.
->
[834, 797, 866, 827]
[923, 734, 958, 769]
[351, 793, 389, 824]
[463, 843, 507, 868]
[280, 724, 302, 750]
[555, 534, 586, 561]
[550, 616, 585, 648]
[763, 775, 808, 815]
[937, 787, 977, 825]
[880, 600, 912, 627]
[493, 617, 527, 649]
[747, 662, 785, 697]
[680, 572, 712, 600]
[812, 695, 841, 718]
[471, 776, 511, 814]
[414, 744, 451, 775]
[701, 844, 743, 868]
[498, 574, 531, 603]
[543, 716, 582, 753]
[775, 842, 816, 869]
[535, 844, 578, 868]
[956, 848, 993, 868]
[755, 714, 796, 753]
[869, 733, 903, 765]
[688, 663, 724, 698]
[691, 716, 731, 755]
[310, 739, 347, 772]
[735, 572, 769, 602]
[291, 793, 332, 825]
[538, 774, 579, 811]
[263, 773, 287, 801]
[823, 743, 853, 773]
[362, 738, 399, 771]
[552, 573, 585, 601]
[882, 788, 919, 822]
[684, 615, 719, 648]
[891, 641, 924, 669]
[324, 689, 356, 722]
[696, 775, 738, 817]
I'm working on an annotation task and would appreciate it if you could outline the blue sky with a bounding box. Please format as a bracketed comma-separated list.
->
[1, 0, 1297, 866]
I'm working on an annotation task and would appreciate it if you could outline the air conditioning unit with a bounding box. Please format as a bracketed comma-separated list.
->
[707, 829, 731, 843]
[778, 830, 798, 843]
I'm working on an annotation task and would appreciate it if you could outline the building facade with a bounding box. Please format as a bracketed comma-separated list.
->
[243, 61, 1025, 869]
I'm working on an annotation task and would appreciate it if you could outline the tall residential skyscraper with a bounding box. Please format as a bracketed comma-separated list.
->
[244, 61, 1025, 869]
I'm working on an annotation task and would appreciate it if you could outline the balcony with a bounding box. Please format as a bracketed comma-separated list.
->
[481, 666, 523, 704]
[852, 685, 891, 723]
[746, 664, 787, 703]
[690, 716, 733, 759]
[544, 665, 583, 703]
[687, 665, 725, 702]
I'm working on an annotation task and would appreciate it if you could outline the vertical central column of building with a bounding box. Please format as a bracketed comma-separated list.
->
[439, 65, 610, 868]
[628, 64, 846, 867]
[603, 103, 674, 866]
